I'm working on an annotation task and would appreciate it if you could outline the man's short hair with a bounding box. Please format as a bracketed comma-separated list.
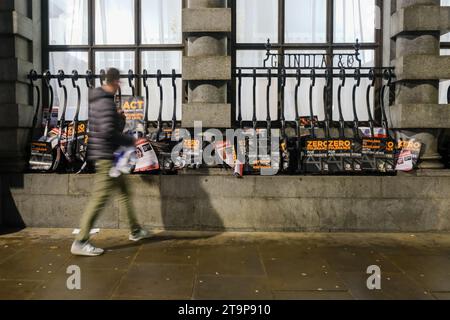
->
[106, 68, 120, 85]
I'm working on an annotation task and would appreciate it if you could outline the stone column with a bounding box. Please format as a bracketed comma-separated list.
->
[182, 0, 231, 129]
[0, 0, 41, 173]
[390, 0, 450, 169]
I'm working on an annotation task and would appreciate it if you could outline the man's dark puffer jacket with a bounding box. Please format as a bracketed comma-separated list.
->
[87, 87, 134, 161]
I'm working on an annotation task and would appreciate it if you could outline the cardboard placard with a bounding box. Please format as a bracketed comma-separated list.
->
[326, 139, 354, 173]
[134, 138, 160, 173]
[351, 139, 363, 173]
[396, 139, 422, 172]
[29, 141, 54, 171]
[121, 96, 145, 134]
[377, 138, 396, 173]
[361, 138, 384, 172]
[303, 138, 329, 173]
[239, 129, 280, 174]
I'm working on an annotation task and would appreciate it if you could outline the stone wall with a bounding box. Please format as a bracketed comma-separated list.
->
[1, 173, 450, 232]
[0, 0, 41, 173]
[390, 0, 450, 169]
[182, 0, 232, 128]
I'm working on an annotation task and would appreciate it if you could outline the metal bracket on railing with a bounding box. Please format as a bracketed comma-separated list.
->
[27, 69, 183, 136]
[86, 70, 95, 89]
[238, 68, 243, 129]
[43, 71, 54, 137]
[323, 68, 332, 138]
[266, 68, 272, 131]
[338, 67, 346, 138]
[280, 68, 287, 137]
[142, 69, 150, 130]
[309, 68, 316, 139]
[366, 68, 376, 137]
[57, 70, 65, 88]
[128, 69, 136, 97]
[252, 69, 257, 130]
[72, 70, 79, 88]
[56, 70, 68, 146]
[352, 68, 362, 138]
[294, 68, 302, 136]
[72, 70, 82, 122]
[29, 70, 41, 133]
[171, 69, 177, 131]
[72, 70, 81, 119]
[156, 69, 164, 139]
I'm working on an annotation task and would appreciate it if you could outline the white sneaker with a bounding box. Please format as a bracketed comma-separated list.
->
[129, 229, 152, 242]
[71, 240, 105, 257]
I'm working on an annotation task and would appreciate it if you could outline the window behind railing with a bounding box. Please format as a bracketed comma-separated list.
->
[232, 0, 382, 126]
[43, 0, 384, 128]
[44, 0, 183, 122]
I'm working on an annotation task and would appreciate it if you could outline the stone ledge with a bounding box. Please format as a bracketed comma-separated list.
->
[443, 6, 450, 34]
[3, 194, 450, 232]
[415, 169, 450, 177]
[3, 194, 118, 229]
[0, 11, 33, 40]
[391, 6, 450, 37]
[389, 103, 450, 128]
[183, 56, 231, 80]
[394, 55, 450, 80]
[5, 174, 450, 199]
[182, 103, 231, 128]
[186, 0, 228, 9]
[3, 174, 450, 231]
[183, 8, 231, 33]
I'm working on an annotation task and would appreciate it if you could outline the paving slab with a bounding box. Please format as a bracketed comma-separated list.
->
[113, 263, 195, 300]
[0, 241, 72, 281]
[197, 245, 266, 277]
[0, 229, 449, 300]
[337, 271, 435, 300]
[30, 268, 125, 300]
[0, 280, 42, 300]
[273, 290, 353, 300]
[193, 275, 273, 300]
[432, 292, 450, 300]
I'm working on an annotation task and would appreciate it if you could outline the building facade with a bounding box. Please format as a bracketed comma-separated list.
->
[1, 0, 450, 172]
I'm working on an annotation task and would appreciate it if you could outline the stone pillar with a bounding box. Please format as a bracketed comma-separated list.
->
[182, 0, 231, 128]
[390, 0, 450, 168]
[0, 0, 41, 172]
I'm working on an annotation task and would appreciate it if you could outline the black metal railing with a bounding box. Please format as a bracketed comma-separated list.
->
[235, 39, 394, 131]
[234, 65, 397, 175]
[28, 69, 183, 132]
[233, 42, 398, 175]
[235, 66, 395, 132]
[27, 69, 182, 173]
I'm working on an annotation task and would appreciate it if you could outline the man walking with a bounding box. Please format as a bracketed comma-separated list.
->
[71, 68, 150, 257]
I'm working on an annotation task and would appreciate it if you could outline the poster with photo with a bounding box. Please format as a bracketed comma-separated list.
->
[396, 139, 422, 172]
[121, 96, 145, 135]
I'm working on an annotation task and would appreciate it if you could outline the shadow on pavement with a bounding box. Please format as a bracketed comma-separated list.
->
[0, 174, 26, 234]
[104, 232, 222, 251]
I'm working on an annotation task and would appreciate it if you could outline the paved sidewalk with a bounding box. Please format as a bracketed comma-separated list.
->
[0, 229, 449, 300]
